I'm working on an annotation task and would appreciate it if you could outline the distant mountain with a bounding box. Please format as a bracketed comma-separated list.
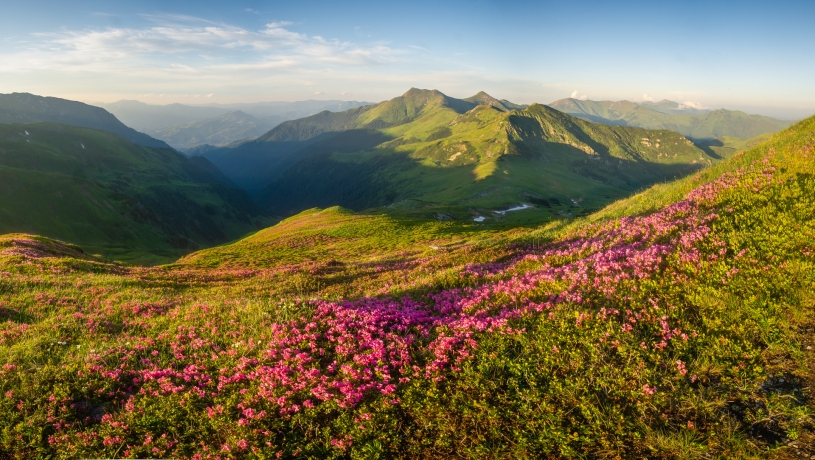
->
[98, 99, 373, 149]
[0, 93, 171, 149]
[548, 98, 792, 140]
[151, 111, 275, 150]
[194, 88, 716, 221]
[0, 122, 270, 263]
[96, 100, 230, 133]
[204, 100, 375, 119]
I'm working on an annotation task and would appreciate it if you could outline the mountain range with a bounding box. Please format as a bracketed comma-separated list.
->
[196, 88, 718, 221]
[549, 98, 793, 140]
[0, 89, 796, 260]
[98, 99, 372, 150]
[150, 111, 273, 151]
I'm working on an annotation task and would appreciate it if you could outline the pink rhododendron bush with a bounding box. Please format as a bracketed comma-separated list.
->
[1, 118, 815, 458]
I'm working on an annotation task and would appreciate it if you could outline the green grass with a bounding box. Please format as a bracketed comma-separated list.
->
[0, 122, 271, 264]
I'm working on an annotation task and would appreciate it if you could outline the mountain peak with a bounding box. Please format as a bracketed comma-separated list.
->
[464, 91, 514, 112]
[402, 88, 444, 98]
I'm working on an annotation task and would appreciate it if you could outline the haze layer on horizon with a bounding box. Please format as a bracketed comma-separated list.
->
[1, 0, 813, 119]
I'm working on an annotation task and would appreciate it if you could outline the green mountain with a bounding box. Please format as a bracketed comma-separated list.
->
[0, 93, 171, 149]
[198, 89, 717, 218]
[197, 88, 711, 220]
[549, 97, 793, 141]
[151, 111, 275, 150]
[0, 122, 270, 263]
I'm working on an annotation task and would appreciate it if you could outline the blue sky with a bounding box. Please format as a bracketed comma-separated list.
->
[1, 0, 813, 118]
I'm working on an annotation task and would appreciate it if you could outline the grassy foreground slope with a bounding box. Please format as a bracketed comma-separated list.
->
[1, 117, 815, 458]
[0, 123, 269, 263]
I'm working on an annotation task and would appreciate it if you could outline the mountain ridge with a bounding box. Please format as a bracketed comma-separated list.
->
[549, 97, 793, 140]
[245, 90, 717, 220]
[0, 93, 172, 149]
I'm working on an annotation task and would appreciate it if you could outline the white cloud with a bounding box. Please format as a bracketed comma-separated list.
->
[0, 16, 560, 105]
[1, 16, 402, 75]
[678, 101, 707, 110]
[570, 90, 588, 101]
[341, 91, 352, 96]
[642, 93, 654, 102]
[313, 91, 324, 95]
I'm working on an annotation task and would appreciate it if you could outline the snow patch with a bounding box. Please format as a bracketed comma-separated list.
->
[473, 216, 486, 222]
[494, 204, 533, 215]
[24, 131, 29, 136]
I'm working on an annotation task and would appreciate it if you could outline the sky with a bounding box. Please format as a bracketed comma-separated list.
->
[1, 0, 813, 118]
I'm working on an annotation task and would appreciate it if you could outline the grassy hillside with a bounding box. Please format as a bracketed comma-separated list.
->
[0, 123, 270, 263]
[550, 97, 793, 141]
[0, 93, 171, 149]
[0, 115, 814, 458]
[258, 91, 717, 219]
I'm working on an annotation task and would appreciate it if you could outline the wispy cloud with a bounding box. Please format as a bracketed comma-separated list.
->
[570, 90, 588, 101]
[0, 15, 561, 105]
[1, 16, 402, 74]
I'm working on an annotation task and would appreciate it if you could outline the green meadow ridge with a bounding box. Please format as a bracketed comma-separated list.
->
[549, 97, 793, 141]
[0, 93, 171, 149]
[199, 88, 718, 220]
[0, 123, 270, 263]
[1, 116, 814, 458]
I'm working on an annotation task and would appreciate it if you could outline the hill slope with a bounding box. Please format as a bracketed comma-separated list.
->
[0, 93, 171, 149]
[0, 123, 269, 262]
[549, 97, 793, 141]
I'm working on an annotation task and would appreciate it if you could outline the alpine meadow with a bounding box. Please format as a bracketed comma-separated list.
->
[1, 1, 814, 458]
